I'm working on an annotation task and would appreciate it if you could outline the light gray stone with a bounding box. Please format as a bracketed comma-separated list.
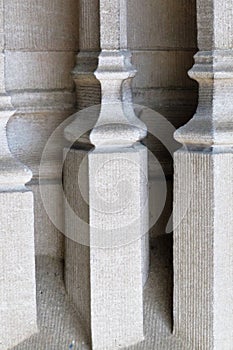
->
[173, 0, 233, 348]
[174, 151, 233, 349]
[64, 0, 149, 348]
[64, 1, 100, 342]
[87, 0, 149, 345]
[5, 51, 75, 91]
[63, 148, 91, 343]
[64, 143, 149, 350]
[4, 0, 78, 258]
[0, 2, 37, 345]
[89, 145, 147, 350]
[0, 99, 37, 349]
[0, 191, 37, 350]
[72, 0, 100, 111]
[5, 0, 78, 51]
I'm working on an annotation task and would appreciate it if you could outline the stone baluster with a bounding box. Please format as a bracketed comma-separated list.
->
[0, 1, 37, 348]
[89, 0, 149, 348]
[173, 0, 233, 348]
[64, 0, 149, 349]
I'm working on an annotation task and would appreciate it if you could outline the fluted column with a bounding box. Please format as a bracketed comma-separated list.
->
[0, 1, 37, 348]
[174, 0, 233, 348]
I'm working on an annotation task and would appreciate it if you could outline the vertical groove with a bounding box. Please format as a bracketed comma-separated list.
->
[174, 150, 214, 349]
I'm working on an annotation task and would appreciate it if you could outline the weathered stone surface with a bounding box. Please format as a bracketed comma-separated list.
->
[64, 144, 148, 349]
[0, 55, 4, 93]
[128, 0, 197, 134]
[4, 0, 78, 259]
[64, 1, 99, 342]
[7, 106, 74, 258]
[0, 103, 37, 348]
[89, 145, 147, 350]
[0, 0, 37, 345]
[10, 236, 186, 350]
[64, 0, 149, 348]
[0, 191, 37, 350]
[63, 148, 90, 343]
[64, 144, 149, 350]
[78, 0, 99, 51]
[73, 51, 101, 111]
[5, 51, 75, 91]
[86, 0, 149, 345]
[5, 0, 78, 50]
[99, 0, 127, 50]
[197, 0, 233, 50]
[173, 0, 233, 348]
[132, 51, 196, 90]
[127, 0, 198, 241]
[64, 147, 148, 349]
[72, 0, 100, 111]
[174, 151, 233, 349]
[29, 181, 64, 258]
[176, 51, 233, 147]
[127, 0, 197, 50]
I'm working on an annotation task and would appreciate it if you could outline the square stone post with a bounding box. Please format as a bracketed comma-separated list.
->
[173, 0, 233, 348]
[63, 1, 149, 349]
[0, 1, 37, 348]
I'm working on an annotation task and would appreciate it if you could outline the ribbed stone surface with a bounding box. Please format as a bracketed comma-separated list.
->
[0, 0, 37, 346]
[64, 145, 149, 349]
[174, 150, 233, 349]
[5, 0, 78, 50]
[64, 148, 91, 342]
[99, 0, 127, 50]
[197, 0, 233, 50]
[0, 191, 37, 350]
[79, 0, 99, 51]
[128, 0, 197, 49]
[4, 0, 78, 259]
[13, 236, 195, 350]
[174, 151, 214, 349]
[5, 51, 75, 91]
[64, 0, 150, 346]
[89, 146, 147, 350]
[132, 51, 196, 90]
